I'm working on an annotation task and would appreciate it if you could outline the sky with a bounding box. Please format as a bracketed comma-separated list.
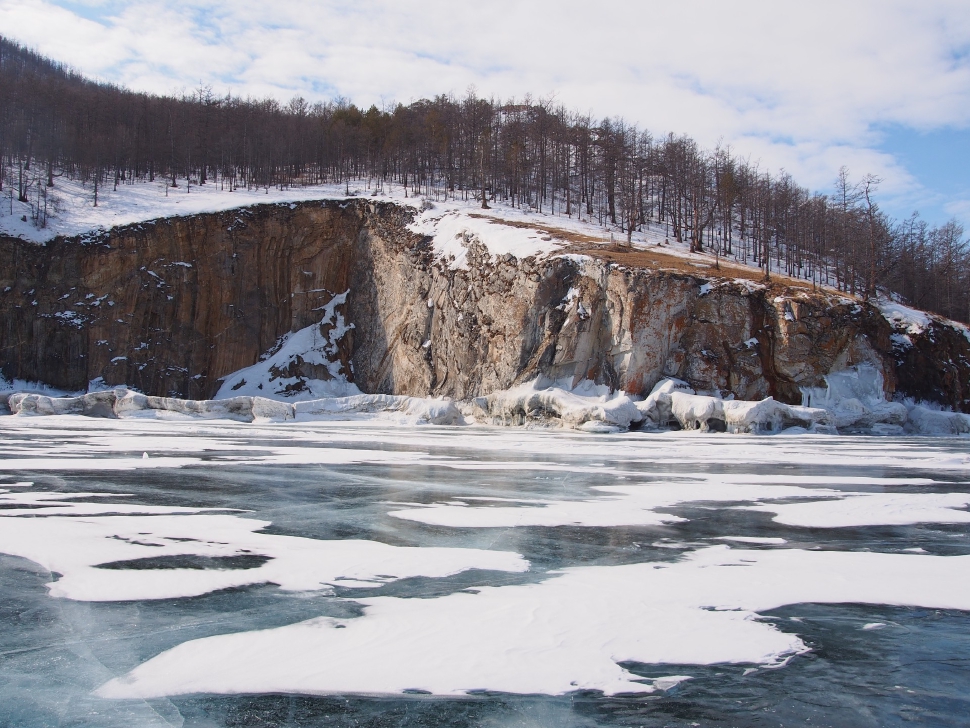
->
[1, 0, 968, 229]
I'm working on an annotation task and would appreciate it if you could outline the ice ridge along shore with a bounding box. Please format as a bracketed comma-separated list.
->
[3, 365, 969, 435]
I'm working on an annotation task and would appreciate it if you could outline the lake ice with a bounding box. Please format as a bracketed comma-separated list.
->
[1, 417, 969, 726]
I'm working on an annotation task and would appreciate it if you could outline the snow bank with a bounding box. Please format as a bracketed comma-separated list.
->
[6, 369, 967, 434]
[905, 405, 970, 435]
[8, 390, 293, 422]
[800, 365, 907, 431]
[466, 370, 966, 436]
[636, 379, 831, 434]
[0, 178, 423, 245]
[722, 399, 832, 434]
[633, 378, 693, 428]
[878, 300, 931, 335]
[630, 366, 957, 436]
[409, 208, 563, 270]
[294, 393, 465, 426]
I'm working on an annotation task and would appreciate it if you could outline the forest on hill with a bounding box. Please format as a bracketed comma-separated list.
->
[1, 35, 967, 322]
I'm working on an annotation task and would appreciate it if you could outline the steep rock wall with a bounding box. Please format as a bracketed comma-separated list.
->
[0, 201, 370, 397]
[0, 200, 965, 408]
[351, 228, 900, 404]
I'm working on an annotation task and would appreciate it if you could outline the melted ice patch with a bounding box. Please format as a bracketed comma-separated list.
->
[97, 546, 970, 699]
[0, 487, 527, 602]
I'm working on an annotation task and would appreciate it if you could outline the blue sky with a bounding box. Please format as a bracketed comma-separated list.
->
[2, 0, 968, 230]
[874, 126, 970, 223]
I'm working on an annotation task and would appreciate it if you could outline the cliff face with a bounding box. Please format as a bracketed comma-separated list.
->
[0, 202, 369, 398]
[1, 199, 966, 409]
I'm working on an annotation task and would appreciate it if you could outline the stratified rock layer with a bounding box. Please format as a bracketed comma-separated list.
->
[1, 199, 967, 409]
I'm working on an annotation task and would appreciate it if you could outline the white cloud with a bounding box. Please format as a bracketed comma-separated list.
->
[1, 0, 968, 220]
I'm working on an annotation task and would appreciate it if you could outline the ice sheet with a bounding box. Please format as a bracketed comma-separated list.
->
[5, 416, 970, 478]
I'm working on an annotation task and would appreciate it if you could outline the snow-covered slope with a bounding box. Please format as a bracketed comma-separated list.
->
[214, 292, 359, 401]
[0, 175, 701, 270]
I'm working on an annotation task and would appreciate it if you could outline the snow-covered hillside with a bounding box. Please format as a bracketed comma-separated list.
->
[0, 175, 724, 271]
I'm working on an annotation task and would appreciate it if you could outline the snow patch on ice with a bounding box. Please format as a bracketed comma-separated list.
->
[96, 546, 970, 699]
[389, 474, 939, 529]
[742, 492, 970, 528]
[0, 485, 527, 602]
[715, 536, 788, 545]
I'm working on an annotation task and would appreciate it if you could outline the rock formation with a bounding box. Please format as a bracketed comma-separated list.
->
[1, 199, 968, 412]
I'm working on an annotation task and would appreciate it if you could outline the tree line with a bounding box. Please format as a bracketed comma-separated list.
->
[2, 35, 967, 322]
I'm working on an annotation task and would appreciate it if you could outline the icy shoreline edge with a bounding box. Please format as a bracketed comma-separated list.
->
[4, 370, 969, 436]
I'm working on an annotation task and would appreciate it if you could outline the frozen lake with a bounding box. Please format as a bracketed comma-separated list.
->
[1, 418, 969, 727]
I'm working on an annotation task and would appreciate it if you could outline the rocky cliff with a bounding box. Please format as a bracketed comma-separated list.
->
[1, 199, 968, 410]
